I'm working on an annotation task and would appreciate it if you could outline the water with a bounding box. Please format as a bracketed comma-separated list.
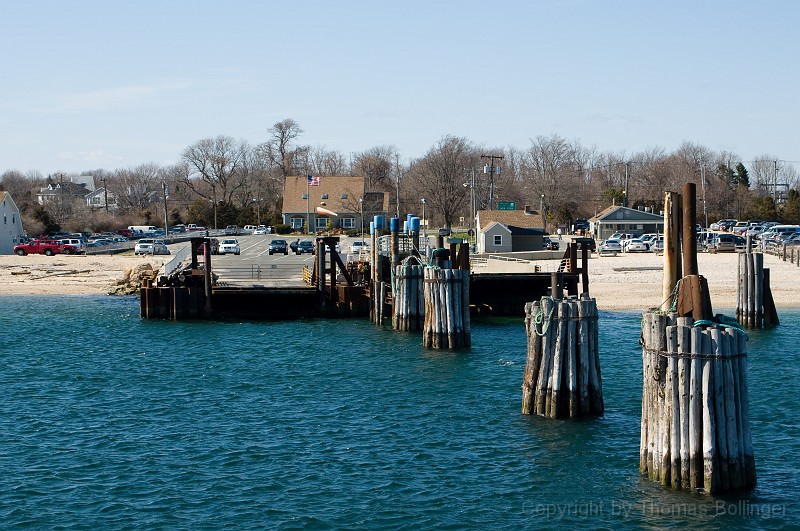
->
[1, 296, 797, 529]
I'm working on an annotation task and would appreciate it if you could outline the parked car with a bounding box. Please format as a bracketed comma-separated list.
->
[709, 233, 737, 252]
[269, 239, 289, 255]
[598, 239, 622, 255]
[650, 238, 664, 253]
[59, 238, 86, 254]
[135, 239, 169, 255]
[572, 237, 596, 253]
[625, 238, 649, 252]
[253, 226, 268, 235]
[219, 238, 241, 255]
[350, 240, 370, 254]
[13, 239, 65, 256]
[296, 240, 315, 254]
[324, 241, 342, 253]
[571, 219, 589, 234]
[197, 238, 220, 255]
[544, 238, 559, 251]
[224, 225, 242, 236]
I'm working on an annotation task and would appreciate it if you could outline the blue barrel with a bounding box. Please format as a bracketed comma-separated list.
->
[409, 216, 421, 233]
[369, 221, 375, 235]
[390, 217, 400, 232]
[406, 213, 414, 225]
[374, 215, 385, 229]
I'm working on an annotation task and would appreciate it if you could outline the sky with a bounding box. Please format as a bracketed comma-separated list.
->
[1, 0, 798, 176]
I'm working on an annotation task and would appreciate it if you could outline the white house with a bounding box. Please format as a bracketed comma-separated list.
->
[0, 191, 25, 254]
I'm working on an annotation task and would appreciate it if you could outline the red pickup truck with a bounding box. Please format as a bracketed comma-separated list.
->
[13, 239, 65, 256]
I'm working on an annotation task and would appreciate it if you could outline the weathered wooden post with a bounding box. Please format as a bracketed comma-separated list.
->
[203, 237, 213, 316]
[522, 294, 603, 418]
[640, 313, 755, 494]
[422, 261, 470, 349]
[393, 256, 425, 331]
[662, 191, 682, 310]
[736, 237, 777, 328]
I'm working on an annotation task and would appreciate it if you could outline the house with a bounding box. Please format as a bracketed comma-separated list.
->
[475, 207, 545, 253]
[86, 187, 117, 210]
[589, 205, 664, 240]
[36, 180, 91, 205]
[281, 175, 388, 233]
[0, 192, 25, 254]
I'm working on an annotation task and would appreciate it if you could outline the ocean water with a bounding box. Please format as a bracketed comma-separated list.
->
[0, 296, 797, 530]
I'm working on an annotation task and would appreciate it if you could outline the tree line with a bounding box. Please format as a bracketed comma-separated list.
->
[2, 118, 799, 236]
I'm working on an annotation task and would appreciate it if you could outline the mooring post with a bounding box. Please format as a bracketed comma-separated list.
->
[681, 183, 698, 276]
[550, 272, 563, 299]
[662, 191, 682, 310]
[203, 238, 212, 316]
[390, 217, 400, 267]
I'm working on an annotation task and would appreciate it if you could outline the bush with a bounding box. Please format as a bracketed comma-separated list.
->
[274, 224, 292, 234]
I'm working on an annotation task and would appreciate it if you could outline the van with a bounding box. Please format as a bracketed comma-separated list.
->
[242, 225, 258, 234]
[128, 225, 158, 234]
[760, 225, 800, 243]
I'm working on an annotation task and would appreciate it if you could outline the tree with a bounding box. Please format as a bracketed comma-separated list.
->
[406, 136, 476, 228]
[182, 136, 248, 204]
[260, 119, 304, 178]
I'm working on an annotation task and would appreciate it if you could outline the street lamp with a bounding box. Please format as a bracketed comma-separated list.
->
[421, 198, 426, 237]
[359, 197, 364, 237]
[540, 194, 546, 231]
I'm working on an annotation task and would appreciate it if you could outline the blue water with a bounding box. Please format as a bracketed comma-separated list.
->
[0, 296, 797, 530]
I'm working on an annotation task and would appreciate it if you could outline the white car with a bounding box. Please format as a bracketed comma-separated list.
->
[252, 227, 267, 235]
[219, 238, 241, 255]
[350, 240, 370, 255]
[135, 239, 169, 255]
[598, 239, 622, 255]
[625, 238, 649, 252]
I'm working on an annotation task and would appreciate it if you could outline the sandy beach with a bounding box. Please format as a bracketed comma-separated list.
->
[0, 248, 797, 311]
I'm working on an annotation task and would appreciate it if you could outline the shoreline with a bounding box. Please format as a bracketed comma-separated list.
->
[0, 250, 798, 311]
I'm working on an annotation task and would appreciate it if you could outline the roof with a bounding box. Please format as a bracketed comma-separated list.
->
[282, 175, 387, 215]
[589, 205, 664, 222]
[508, 225, 546, 235]
[477, 209, 543, 230]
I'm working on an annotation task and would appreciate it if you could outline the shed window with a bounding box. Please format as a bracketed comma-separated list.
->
[341, 193, 348, 199]
[493, 235, 502, 246]
[302, 193, 308, 199]
[322, 194, 328, 199]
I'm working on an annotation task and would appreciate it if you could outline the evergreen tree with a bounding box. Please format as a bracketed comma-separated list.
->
[734, 163, 750, 187]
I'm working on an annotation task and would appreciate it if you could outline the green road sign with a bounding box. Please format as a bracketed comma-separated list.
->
[497, 201, 516, 210]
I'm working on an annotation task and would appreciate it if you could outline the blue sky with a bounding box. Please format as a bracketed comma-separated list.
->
[1, 0, 797, 176]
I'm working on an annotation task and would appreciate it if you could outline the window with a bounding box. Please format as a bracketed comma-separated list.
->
[290, 217, 304, 229]
[302, 193, 308, 199]
[316, 217, 328, 229]
[322, 194, 328, 199]
[341, 193, 348, 199]
[342, 217, 355, 229]
[3, 214, 6, 224]
[493, 234, 502, 246]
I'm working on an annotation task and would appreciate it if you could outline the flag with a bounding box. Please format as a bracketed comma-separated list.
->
[307, 175, 320, 186]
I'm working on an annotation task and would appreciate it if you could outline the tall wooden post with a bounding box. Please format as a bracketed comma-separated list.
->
[662, 192, 682, 310]
[203, 238, 212, 316]
[681, 183, 698, 276]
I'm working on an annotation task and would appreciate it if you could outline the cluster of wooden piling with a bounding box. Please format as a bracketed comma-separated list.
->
[737, 240, 778, 328]
[422, 267, 471, 349]
[641, 312, 755, 494]
[393, 258, 425, 331]
[521, 296, 604, 418]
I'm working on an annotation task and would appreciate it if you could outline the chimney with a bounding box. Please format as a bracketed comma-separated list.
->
[524, 204, 532, 215]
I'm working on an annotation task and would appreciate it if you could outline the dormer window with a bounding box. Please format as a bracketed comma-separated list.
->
[341, 193, 348, 199]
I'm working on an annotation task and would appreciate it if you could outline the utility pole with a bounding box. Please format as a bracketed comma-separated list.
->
[481, 154, 503, 210]
[774, 160, 779, 203]
[100, 176, 109, 213]
[162, 181, 169, 236]
[624, 162, 629, 207]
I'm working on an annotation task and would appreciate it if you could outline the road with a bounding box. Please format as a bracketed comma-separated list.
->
[167, 234, 363, 286]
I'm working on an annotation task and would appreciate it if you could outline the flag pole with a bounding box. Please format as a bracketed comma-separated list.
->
[306, 175, 310, 235]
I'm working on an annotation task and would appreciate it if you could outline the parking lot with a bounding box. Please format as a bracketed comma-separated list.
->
[167, 235, 365, 285]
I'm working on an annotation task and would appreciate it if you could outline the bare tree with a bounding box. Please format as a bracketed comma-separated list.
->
[260, 119, 304, 178]
[351, 145, 398, 191]
[406, 136, 476, 228]
[181, 135, 248, 204]
[112, 163, 162, 213]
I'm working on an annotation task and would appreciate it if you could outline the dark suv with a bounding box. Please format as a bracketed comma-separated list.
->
[269, 239, 288, 255]
[572, 237, 597, 252]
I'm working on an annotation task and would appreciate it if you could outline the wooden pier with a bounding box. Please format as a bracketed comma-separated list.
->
[141, 235, 589, 321]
